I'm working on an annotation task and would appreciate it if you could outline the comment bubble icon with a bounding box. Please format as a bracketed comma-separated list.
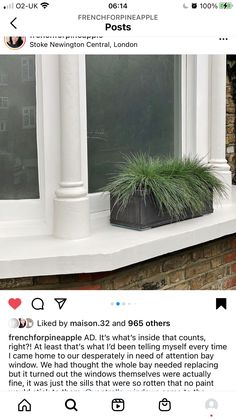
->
[31, 298, 44, 310]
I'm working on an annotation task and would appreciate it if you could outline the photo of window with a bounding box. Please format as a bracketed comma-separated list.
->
[0, 54, 236, 292]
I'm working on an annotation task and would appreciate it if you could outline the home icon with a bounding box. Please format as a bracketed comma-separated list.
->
[18, 399, 31, 412]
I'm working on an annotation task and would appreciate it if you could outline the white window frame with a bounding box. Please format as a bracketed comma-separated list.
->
[88, 55, 228, 214]
[0, 54, 233, 274]
[89, 55, 188, 214]
[181, 55, 210, 160]
[0, 56, 60, 237]
[0, 54, 231, 239]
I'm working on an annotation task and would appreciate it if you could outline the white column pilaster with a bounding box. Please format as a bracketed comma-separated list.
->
[54, 55, 90, 239]
[183, 56, 210, 160]
[209, 55, 232, 202]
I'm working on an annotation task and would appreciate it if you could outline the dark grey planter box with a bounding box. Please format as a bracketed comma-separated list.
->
[110, 191, 213, 230]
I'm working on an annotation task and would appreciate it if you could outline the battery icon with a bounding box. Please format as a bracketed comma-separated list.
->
[219, 2, 233, 7]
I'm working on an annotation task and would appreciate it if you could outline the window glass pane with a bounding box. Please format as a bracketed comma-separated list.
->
[86, 55, 181, 193]
[0, 55, 39, 200]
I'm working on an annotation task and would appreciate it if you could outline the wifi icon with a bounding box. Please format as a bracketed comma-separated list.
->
[40, 2, 49, 8]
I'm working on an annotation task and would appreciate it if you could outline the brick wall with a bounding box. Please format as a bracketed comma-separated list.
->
[226, 55, 236, 184]
[1, 234, 236, 290]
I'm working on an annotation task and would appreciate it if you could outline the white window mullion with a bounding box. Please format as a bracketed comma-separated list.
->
[174, 55, 182, 157]
[208, 55, 232, 202]
[183, 55, 209, 161]
[53, 55, 90, 239]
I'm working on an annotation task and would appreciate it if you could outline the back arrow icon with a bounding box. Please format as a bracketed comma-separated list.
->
[10, 17, 17, 29]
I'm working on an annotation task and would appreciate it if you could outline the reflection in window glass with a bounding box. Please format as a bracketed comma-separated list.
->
[86, 55, 181, 193]
[21, 57, 35, 82]
[0, 73, 8, 86]
[0, 97, 8, 109]
[0, 120, 7, 132]
[22, 106, 36, 129]
[0, 55, 39, 200]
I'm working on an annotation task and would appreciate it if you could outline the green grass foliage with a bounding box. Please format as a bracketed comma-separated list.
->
[104, 154, 227, 219]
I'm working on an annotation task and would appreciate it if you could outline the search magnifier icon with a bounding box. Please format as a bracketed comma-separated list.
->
[65, 399, 78, 412]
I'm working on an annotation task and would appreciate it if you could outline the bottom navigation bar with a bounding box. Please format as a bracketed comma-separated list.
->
[3, 391, 235, 418]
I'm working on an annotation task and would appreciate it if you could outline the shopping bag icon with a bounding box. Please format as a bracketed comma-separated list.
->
[159, 398, 171, 411]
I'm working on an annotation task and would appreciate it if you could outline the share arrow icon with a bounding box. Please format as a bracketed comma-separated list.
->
[54, 298, 67, 309]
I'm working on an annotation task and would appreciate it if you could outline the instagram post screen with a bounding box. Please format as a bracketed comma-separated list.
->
[0, 0, 236, 417]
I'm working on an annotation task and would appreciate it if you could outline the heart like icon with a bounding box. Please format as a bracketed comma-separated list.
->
[8, 298, 22, 310]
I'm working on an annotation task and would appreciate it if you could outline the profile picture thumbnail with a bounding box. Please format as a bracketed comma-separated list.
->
[9, 318, 34, 328]
[4, 36, 26, 50]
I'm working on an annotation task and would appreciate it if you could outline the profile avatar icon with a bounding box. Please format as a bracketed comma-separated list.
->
[9, 318, 34, 328]
[5, 36, 26, 50]
[18, 318, 27, 328]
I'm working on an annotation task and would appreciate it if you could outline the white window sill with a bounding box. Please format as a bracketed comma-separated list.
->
[1, 187, 236, 279]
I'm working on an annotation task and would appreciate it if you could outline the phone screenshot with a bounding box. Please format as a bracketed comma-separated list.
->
[0, 0, 235, 417]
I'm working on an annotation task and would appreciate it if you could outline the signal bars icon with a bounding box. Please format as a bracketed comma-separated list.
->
[4, 2, 50, 9]
[3, 2, 14, 9]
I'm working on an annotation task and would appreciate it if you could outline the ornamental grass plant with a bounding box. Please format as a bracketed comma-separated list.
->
[105, 154, 227, 220]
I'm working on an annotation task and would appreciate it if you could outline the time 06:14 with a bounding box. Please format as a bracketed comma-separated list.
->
[108, 3, 128, 8]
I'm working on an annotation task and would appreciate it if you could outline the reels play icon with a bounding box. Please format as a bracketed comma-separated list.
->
[111, 399, 125, 411]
